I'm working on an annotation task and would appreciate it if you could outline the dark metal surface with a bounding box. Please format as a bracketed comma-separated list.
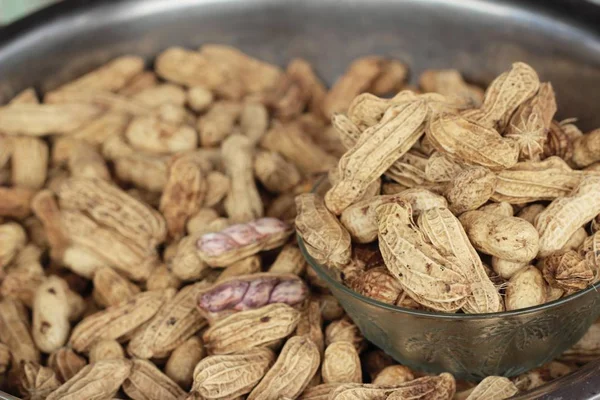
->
[0, 0, 600, 127]
[1, 0, 600, 398]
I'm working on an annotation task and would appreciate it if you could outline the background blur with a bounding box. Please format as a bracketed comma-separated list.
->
[0, 0, 60, 25]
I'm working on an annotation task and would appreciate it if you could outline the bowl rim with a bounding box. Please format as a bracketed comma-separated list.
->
[300, 236, 600, 319]
[299, 174, 600, 319]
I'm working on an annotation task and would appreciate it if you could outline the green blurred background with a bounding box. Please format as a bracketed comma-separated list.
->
[0, 0, 60, 25]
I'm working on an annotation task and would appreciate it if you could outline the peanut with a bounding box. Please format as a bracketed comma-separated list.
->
[47, 347, 87, 383]
[248, 336, 320, 400]
[15, 362, 61, 400]
[192, 347, 274, 399]
[122, 358, 186, 400]
[203, 303, 301, 355]
[89, 340, 124, 363]
[222, 134, 264, 222]
[69, 289, 174, 352]
[505, 266, 547, 311]
[128, 282, 209, 359]
[322, 342, 362, 384]
[165, 336, 205, 391]
[295, 193, 352, 269]
[377, 202, 470, 312]
[464, 376, 518, 400]
[92, 267, 141, 308]
[47, 359, 132, 400]
[459, 210, 539, 262]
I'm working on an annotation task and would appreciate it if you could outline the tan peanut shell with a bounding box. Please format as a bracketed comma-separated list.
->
[165, 336, 205, 391]
[377, 202, 470, 312]
[427, 112, 519, 170]
[58, 177, 167, 248]
[46, 358, 132, 400]
[300, 383, 343, 400]
[0, 298, 40, 364]
[44, 89, 152, 116]
[325, 100, 428, 214]
[372, 365, 415, 386]
[92, 267, 141, 308]
[192, 347, 275, 400]
[122, 358, 186, 400]
[254, 150, 302, 193]
[260, 122, 337, 175]
[517, 203, 546, 224]
[419, 69, 483, 107]
[351, 267, 403, 306]
[562, 227, 588, 251]
[217, 255, 262, 282]
[470, 62, 540, 131]
[491, 258, 527, 280]
[464, 376, 518, 400]
[205, 171, 231, 208]
[386, 373, 456, 400]
[418, 207, 500, 313]
[60, 210, 158, 281]
[505, 266, 547, 311]
[160, 157, 207, 239]
[10, 136, 49, 189]
[385, 150, 429, 188]
[56, 55, 144, 92]
[15, 362, 61, 400]
[0, 222, 26, 268]
[128, 281, 209, 359]
[69, 289, 173, 352]
[535, 175, 600, 257]
[296, 193, 352, 269]
[0, 186, 35, 218]
[203, 303, 301, 355]
[55, 138, 110, 181]
[323, 57, 385, 118]
[113, 154, 169, 193]
[504, 82, 556, 161]
[459, 210, 539, 262]
[88, 340, 124, 363]
[444, 167, 497, 214]
[132, 83, 186, 108]
[198, 101, 241, 147]
[296, 299, 325, 355]
[322, 341, 362, 383]
[478, 202, 514, 217]
[146, 264, 182, 291]
[0, 103, 103, 136]
[170, 233, 210, 281]
[187, 86, 214, 112]
[492, 157, 581, 204]
[542, 250, 594, 292]
[222, 134, 264, 223]
[47, 347, 87, 383]
[186, 208, 219, 235]
[32, 276, 74, 353]
[572, 128, 600, 168]
[269, 243, 307, 275]
[248, 336, 320, 400]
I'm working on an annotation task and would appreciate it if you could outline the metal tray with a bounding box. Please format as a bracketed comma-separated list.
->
[1, 0, 600, 399]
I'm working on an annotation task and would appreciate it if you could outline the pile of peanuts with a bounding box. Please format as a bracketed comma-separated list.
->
[0, 44, 598, 400]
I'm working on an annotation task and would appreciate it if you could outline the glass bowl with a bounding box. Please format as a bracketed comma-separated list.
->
[298, 177, 600, 381]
